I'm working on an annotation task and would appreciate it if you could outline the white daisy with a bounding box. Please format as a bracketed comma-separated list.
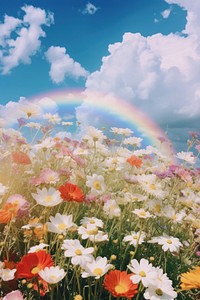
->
[123, 231, 146, 247]
[31, 187, 63, 207]
[63, 240, 94, 266]
[144, 281, 177, 300]
[176, 151, 195, 164]
[86, 174, 106, 195]
[128, 258, 157, 287]
[103, 199, 121, 219]
[81, 256, 112, 279]
[132, 208, 152, 219]
[47, 213, 76, 234]
[149, 235, 182, 253]
[28, 243, 49, 253]
[80, 217, 104, 228]
[1, 268, 16, 281]
[39, 266, 66, 284]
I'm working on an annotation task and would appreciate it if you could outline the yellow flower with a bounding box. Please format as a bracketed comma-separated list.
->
[180, 267, 200, 290]
[74, 295, 83, 300]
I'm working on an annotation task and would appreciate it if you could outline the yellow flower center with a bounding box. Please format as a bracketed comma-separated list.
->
[139, 211, 146, 217]
[150, 184, 156, 190]
[167, 239, 172, 244]
[44, 195, 53, 202]
[50, 275, 58, 280]
[93, 181, 101, 190]
[31, 266, 41, 274]
[93, 268, 103, 276]
[115, 284, 126, 294]
[58, 223, 66, 230]
[87, 228, 98, 235]
[132, 235, 138, 240]
[90, 219, 95, 224]
[155, 288, 163, 296]
[139, 271, 146, 277]
[154, 204, 161, 213]
[75, 249, 82, 255]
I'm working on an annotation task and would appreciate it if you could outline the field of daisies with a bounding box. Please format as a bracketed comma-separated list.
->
[0, 111, 200, 300]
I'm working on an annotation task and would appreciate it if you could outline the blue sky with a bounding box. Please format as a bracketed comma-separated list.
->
[0, 0, 199, 154]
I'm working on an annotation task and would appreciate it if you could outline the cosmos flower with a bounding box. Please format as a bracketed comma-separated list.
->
[0, 268, 16, 281]
[39, 266, 66, 284]
[58, 182, 84, 202]
[127, 155, 143, 168]
[12, 151, 31, 164]
[176, 151, 196, 164]
[32, 187, 63, 207]
[0, 203, 19, 224]
[180, 266, 200, 290]
[104, 270, 138, 299]
[16, 250, 54, 279]
[110, 127, 133, 136]
[123, 136, 143, 147]
[3, 290, 24, 300]
[6, 194, 30, 218]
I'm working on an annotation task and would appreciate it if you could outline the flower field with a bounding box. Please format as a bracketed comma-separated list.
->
[0, 112, 200, 300]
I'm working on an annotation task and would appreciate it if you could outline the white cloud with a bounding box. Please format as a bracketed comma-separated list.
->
[83, 0, 200, 132]
[161, 8, 172, 19]
[82, 2, 99, 15]
[45, 46, 89, 84]
[0, 5, 54, 74]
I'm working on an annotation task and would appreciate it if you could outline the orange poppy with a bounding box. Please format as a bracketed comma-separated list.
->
[0, 203, 19, 224]
[104, 270, 138, 299]
[127, 155, 142, 168]
[16, 250, 54, 279]
[58, 182, 84, 203]
[12, 151, 31, 165]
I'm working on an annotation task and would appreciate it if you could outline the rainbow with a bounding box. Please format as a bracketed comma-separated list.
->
[28, 89, 174, 160]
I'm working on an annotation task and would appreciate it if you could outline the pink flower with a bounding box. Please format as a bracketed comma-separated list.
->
[30, 168, 59, 186]
[6, 194, 30, 218]
[3, 290, 24, 300]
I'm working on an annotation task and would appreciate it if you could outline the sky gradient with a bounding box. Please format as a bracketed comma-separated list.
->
[0, 0, 199, 155]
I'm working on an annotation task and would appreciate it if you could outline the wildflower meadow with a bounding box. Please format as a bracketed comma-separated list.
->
[0, 109, 200, 300]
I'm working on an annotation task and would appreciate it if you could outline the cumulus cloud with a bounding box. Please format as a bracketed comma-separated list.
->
[83, 0, 200, 139]
[45, 46, 89, 84]
[82, 2, 99, 15]
[0, 5, 54, 74]
[0, 96, 58, 127]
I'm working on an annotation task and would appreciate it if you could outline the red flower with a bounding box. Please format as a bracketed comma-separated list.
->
[12, 151, 31, 165]
[127, 155, 142, 168]
[0, 203, 19, 224]
[104, 270, 138, 299]
[58, 182, 84, 203]
[16, 250, 54, 279]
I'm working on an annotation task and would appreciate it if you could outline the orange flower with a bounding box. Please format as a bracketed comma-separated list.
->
[0, 203, 19, 224]
[127, 155, 142, 168]
[12, 151, 31, 164]
[16, 250, 54, 279]
[58, 182, 84, 203]
[104, 270, 138, 299]
[180, 266, 200, 290]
